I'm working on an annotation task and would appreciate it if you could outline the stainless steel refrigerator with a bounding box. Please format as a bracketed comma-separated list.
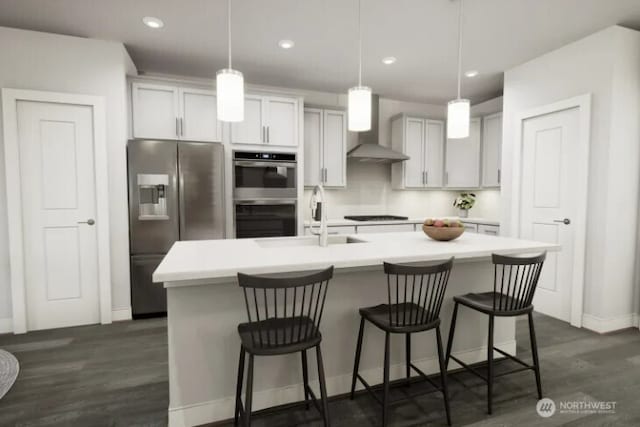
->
[127, 139, 224, 317]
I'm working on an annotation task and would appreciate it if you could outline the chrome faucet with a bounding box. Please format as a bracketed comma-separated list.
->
[309, 184, 328, 247]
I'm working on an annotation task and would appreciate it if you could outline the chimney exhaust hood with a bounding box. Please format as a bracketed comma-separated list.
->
[347, 94, 409, 163]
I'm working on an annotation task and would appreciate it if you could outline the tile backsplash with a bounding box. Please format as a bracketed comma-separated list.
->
[303, 161, 501, 221]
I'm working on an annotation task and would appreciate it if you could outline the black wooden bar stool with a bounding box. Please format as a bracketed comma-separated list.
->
[234, 266, 334, 427]
[445, 252, 546, 414]
[350, 258, 454, 427]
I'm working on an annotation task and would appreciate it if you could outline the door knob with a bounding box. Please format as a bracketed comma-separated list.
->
[78, 219, 95, 226]
[553, 218, 570, 225]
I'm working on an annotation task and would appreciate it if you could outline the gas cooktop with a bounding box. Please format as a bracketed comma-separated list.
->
[344, 215, 409, 222]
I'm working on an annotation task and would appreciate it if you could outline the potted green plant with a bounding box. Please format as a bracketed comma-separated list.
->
[453, 193, 476, 218]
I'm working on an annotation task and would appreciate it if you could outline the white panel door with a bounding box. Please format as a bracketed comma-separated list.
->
[17, 101, 100, 331]
[180, 88, 221, 142]
[404, 118, 425, 188]
[482, 112, 502, 187]
[520, 108, 579, 322]
[132, 82, 179, 139]
[322, 109, 346, 187]
[445, 118, 481, 188]
[266, 97, 298, 147]
[231, 95, 264, 144]
[304, 109, 322, 187]
[424, 120, 444, 187]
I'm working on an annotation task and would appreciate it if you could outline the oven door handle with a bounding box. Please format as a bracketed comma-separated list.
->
[233, 160, 295, 168]
[234, 199, 297, 205]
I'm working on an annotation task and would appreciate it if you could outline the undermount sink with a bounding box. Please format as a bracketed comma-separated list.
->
[256, 235, 366, 248]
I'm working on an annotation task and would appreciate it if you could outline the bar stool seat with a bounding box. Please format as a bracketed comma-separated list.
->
[454, 292, 532, 316]
[359, 303, 439, 333]
[238, 317, 321, 356]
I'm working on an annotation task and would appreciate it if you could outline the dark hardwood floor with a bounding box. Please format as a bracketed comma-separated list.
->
[0, 313, 638, 426]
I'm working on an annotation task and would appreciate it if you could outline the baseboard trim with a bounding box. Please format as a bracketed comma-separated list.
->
[111, 307, 132, 322]
[167, 340, 516, 427]
[582, 313, 637, 333]
[0, 318, 13, 334]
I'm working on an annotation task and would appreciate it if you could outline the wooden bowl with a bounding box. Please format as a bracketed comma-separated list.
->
[422, 225, 465, 241]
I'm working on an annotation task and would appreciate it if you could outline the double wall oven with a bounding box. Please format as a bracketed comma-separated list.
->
[233, 151, 298, 238]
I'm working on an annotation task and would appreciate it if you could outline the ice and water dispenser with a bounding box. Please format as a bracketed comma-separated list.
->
[137, 174, 169, 220]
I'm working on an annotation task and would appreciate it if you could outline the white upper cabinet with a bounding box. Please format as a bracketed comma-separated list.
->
[303, 108, 346, 187]
[482, 112, 502, 187]
[132, 82, 221, 142]
[445, 117, 481, 188]
[132, 82, 180, 139]
[179, 88, 221, 142]
[231, 95, 264, 145]
[391, 115, 444, 189]
[232, 95, 299, 147]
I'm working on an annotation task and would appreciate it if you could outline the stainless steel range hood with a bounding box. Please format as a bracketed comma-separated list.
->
[347, 94, 409, 163]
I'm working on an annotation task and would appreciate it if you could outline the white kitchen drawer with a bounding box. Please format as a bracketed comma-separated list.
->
[478, 224, 500, 236]
[357, 224, 415, 234]
[461, 222, 478, 233]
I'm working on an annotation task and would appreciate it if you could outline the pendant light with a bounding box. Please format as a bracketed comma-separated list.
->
[447, 0, 470, 139]
[348, 0, 372, 132]
[216, 0, 244, 122]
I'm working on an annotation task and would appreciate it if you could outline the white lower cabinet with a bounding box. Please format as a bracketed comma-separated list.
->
[478, 224, 500, 236]
[356, 224, 415, 234]
[461, 222, 478, 233]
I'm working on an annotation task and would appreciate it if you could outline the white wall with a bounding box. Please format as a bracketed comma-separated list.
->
[0, 27, 135, 325]
[502, 26, 640, 326]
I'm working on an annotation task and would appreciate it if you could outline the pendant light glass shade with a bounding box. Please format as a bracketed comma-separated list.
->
[447, 98, 470, 139]
[216, 68, 244, 122]
[348, 86, 372, 132]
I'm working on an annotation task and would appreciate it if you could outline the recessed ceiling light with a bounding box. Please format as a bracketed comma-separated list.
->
[382, 56, 397, 65]
[142, 16, 164, 29]
[464, 70, 479, 78]
[278, 39, 295, 49]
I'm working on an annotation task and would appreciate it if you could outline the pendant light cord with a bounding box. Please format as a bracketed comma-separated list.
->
[358, 0, 362, 87]
[228, 0, 232, 69]
[456, 0, 464, 100]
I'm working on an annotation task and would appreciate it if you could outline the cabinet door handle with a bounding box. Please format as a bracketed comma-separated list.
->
[176, 117, 180, 137]
[262, 126, 265, 143]
[180, 118, 184, 137]
[267, 126, 270, 143]
[498, 168, 501, 184]
[323, 168, 327, 183]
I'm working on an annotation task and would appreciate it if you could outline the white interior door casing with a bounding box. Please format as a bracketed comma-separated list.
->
[132, 82, 179, 140]
[445, 118, 481, 188]
[482, 112, 503, 187]
[17, 101, 101, 330]
[520, 108, 579, 322]
[180, 88, 221, 142]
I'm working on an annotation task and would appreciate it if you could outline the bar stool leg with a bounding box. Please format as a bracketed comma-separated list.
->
[528, 311, 543, 399]
[301, 350, 310, 410]
[487, 315, 494, 415]
[382, 332, 391, 427]
[315, 345, 331, 427]
[445, 302, 459, 368]
[436, 326, 452, 426]
[234, 346, 246, 427]
[350, 317, 366, 399]
[405, 333, 411, 384]
[244, 354, 254, 427]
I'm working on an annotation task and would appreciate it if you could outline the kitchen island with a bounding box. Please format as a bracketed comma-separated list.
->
[153, 231, 558, 427]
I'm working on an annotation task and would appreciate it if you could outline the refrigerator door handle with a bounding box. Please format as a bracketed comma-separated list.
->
[178, 162, 186, 239]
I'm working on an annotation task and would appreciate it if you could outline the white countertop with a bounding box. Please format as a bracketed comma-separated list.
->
[303, 217, 500, 227]
[153, 231, 556, 286]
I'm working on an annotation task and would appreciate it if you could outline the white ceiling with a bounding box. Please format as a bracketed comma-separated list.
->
[0, 0, 639, 104]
